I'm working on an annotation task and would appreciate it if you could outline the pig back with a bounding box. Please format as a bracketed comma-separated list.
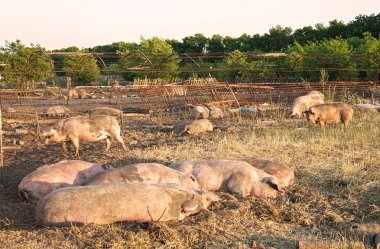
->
[36, 182, 207, 226]
[18, 160, 110, 203]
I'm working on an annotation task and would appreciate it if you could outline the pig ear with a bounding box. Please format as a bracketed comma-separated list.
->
[266, 177, 284, 193]
[188, 174, 197, 182]
[181, 199, 200, 212]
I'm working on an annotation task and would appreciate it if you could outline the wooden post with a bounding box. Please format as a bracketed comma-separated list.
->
[0, 109, 4, 185]
[35, 112, 40, 139]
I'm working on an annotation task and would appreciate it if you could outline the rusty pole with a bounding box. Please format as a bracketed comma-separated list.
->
[0, 109, 4, 185]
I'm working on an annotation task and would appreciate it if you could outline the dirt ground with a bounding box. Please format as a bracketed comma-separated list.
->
[0, 96, 379, 249]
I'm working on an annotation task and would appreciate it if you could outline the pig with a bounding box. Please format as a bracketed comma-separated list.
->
[87, 163, 202, 190]
[41, 115, 127, 156]
[18, 160, 112, 204]
[174, 119, 213, 135]
[66, 88, 87, 99]
[305, 102, 353, 128]
[35, 182, 220, 226]
[240, 107, 262, 118]
[290, 91, 325, 118]
[170, 159, 284, 198]
[88, 107, 123, 116]
[209, 107, 225, 119]
[44, 105, 70, 117]
[233, 158, 294, 189]
[351, 223, 380, 248]
[191, 105, 210, 119]
[353, 104, 380, 113]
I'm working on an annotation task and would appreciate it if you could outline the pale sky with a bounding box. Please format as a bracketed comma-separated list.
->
[1, 0, 379, 50]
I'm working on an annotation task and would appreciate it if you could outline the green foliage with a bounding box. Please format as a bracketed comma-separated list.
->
[287, 37, 357, 81]
[0, 40, 54, 89]
[222, 50, 274, 80]
[118, 37, 180, 80]
[63, 54, 100, 84]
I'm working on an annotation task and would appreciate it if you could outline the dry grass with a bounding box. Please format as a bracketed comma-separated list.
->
[0, 102, 379, 248]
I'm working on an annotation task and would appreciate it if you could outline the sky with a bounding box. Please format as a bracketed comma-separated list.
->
[0, 0, 379, 50]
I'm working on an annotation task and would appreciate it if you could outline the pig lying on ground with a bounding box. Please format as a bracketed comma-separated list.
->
[42, 115, 127, 156]
[351, 223, 380, 248]
[234, 158, 294, 189]
[290, 91, 325, 118]
[174, 119, 213, 135]
[305, 102, 353, 128]
[353, 104, 380, 113]
[87, 163, 202, 190]
[191, 105, 210, 119]
[67, 88, 87, 99]
[18, 160, 111, 203]
[88, 107, 123, 116]
[209, 107, 225, 119]
[170, 159, 284, 198]
[239, 107, 262, 118]
[44, 106, 70, 117]
[35, 182, 219, 226]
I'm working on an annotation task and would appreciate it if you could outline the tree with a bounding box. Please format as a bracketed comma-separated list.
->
[118, 37, 180, 80]
[63, 54, 100, 85]
[208, 34, 225, 53]
[262, 25, 293, 52]
[287, 37, 356, 81]
[182, 33, 209, 53]
[0, 40, 54, 89]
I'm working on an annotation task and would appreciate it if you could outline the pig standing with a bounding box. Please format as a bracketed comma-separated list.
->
[191, 105, 210, 119]
[87, 163, 202, 190]
[234, 158, 294, 189]
[35, 182, 220, 226]
[18, 160, 112, 203]
[174, 119, 213, 135]
[42, 115, 127, 156]
[305, 102, 353, 128]
[170, 159, 284, 198]
[88, 107, 123, 116]
[290, 91, 325, 118]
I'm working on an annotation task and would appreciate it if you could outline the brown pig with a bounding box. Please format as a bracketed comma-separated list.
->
[88, 107, 123, 116]
[290, 91, 325, 118]
[87, 163, 202, 190]
[234, 158, 294, 189]
[174, 119, 213, 135]
[170, 159, 284, 198]
[305, 102, 353, 128]
[35, 182, 220, 226]
[41, 115, 127, 156]
[18, 160, 112, 203]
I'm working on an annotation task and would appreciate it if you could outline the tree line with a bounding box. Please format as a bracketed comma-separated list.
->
[0, 13, 379, 88]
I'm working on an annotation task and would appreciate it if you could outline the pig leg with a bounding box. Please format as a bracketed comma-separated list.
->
[68, 135, 80, 156]
[343, 121, 349, 129]
[105, 137, 111, 152]
[61, 142, 68, 154]
[111, 131, 127, 151]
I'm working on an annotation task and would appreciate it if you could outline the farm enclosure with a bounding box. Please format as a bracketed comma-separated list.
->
[0, 84, 379, 248]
